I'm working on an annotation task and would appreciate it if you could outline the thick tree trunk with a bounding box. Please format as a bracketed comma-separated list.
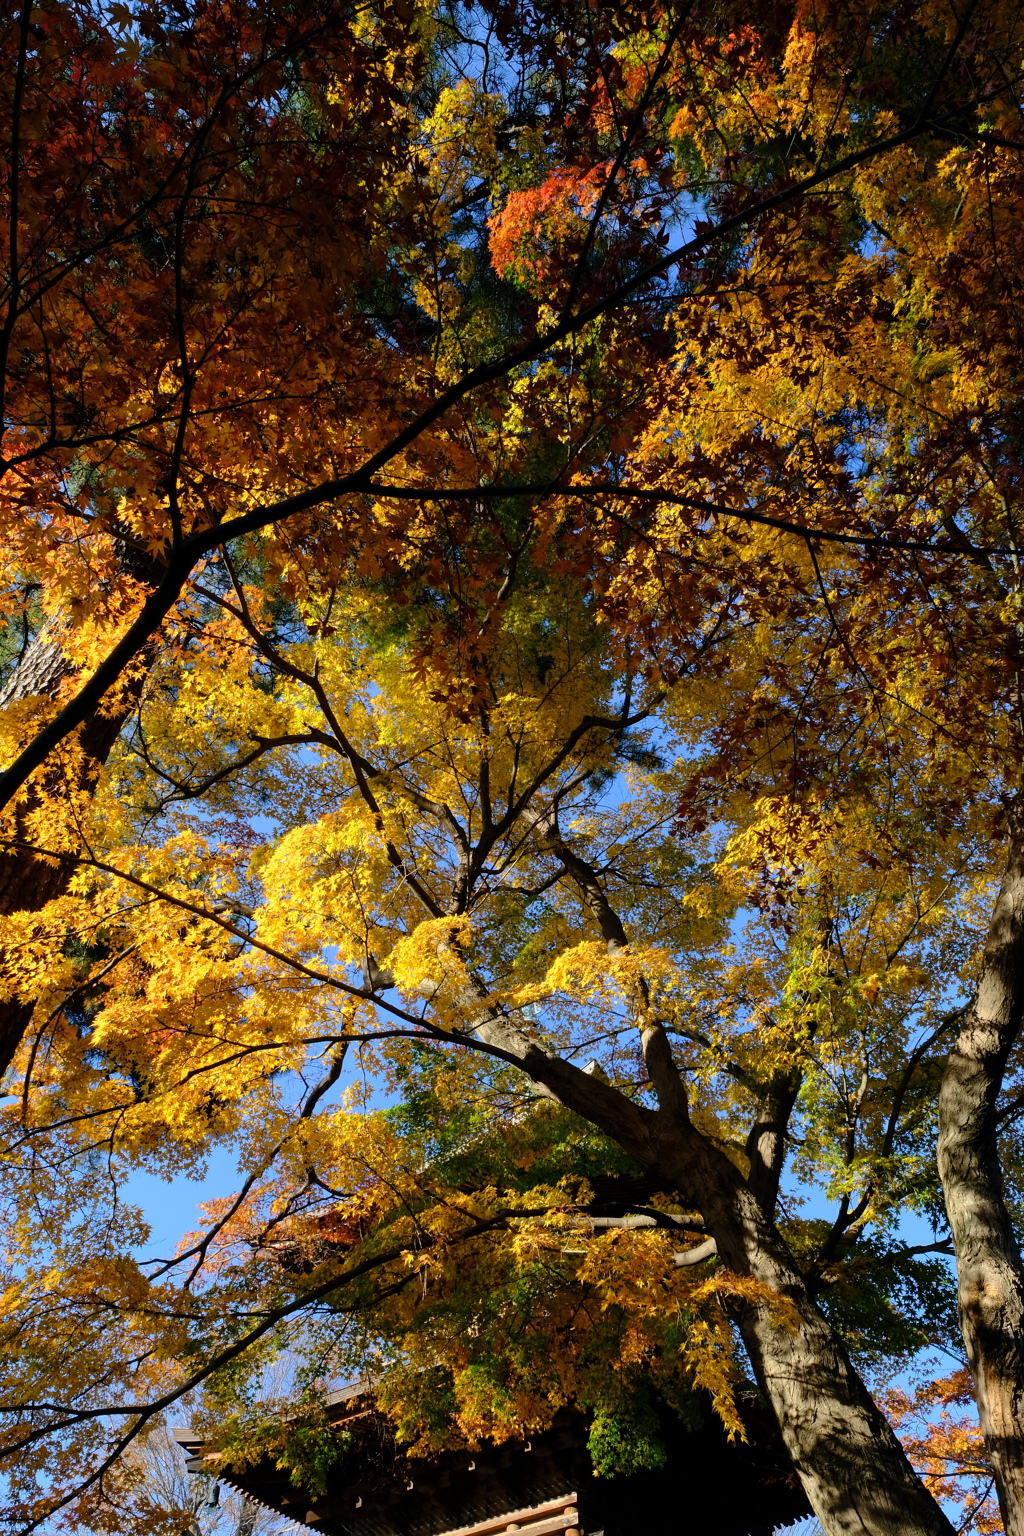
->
[0, 628, 137, 1079]
[937, 818, 1024, 1535]
[468, 1008, 954, 1536]
[444, 832, 951, 1533]
[652, 1115, 954, 1536]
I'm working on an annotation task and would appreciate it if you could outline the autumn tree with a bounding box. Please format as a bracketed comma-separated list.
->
[0, 0, 443, 1071]
[4, 3, 1024, 1536]
[76, 1424, 287, 1536]
[0, 571, 987, 1536]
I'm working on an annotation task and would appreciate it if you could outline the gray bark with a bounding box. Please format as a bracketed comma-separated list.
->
[938, 817, 1024, 1535]
[451, 825, 955, 1536]
[462, 999, 953, 1536]
[744, 1079, 799, 1214]
[657, 1114, 953, 1536]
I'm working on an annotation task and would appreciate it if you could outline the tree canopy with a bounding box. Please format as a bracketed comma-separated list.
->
[2, 2, 1024, 1535]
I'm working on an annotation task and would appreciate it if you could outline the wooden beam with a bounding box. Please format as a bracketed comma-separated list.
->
[433, 1494, 580, 1536]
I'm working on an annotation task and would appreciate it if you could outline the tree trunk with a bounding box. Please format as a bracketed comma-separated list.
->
[234, 1495, 256, 1536]
[469, 1011, 954, 1536]
[937, 816, 1024, 1535]
[652, 1115, 954, 1536]
[0, 627, 139, 1079]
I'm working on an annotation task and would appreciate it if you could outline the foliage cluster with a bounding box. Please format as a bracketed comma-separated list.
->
[2, 1, 1024, 1534]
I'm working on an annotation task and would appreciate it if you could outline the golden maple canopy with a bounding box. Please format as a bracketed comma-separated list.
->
[2, 1, 1024, 1534]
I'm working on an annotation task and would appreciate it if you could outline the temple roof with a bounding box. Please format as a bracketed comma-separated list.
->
[176, 1383, 812, 1536]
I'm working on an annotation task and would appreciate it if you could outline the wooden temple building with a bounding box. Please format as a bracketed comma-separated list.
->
[177, 1174, 813, 1534]
[175, 1381, 812, 1536]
